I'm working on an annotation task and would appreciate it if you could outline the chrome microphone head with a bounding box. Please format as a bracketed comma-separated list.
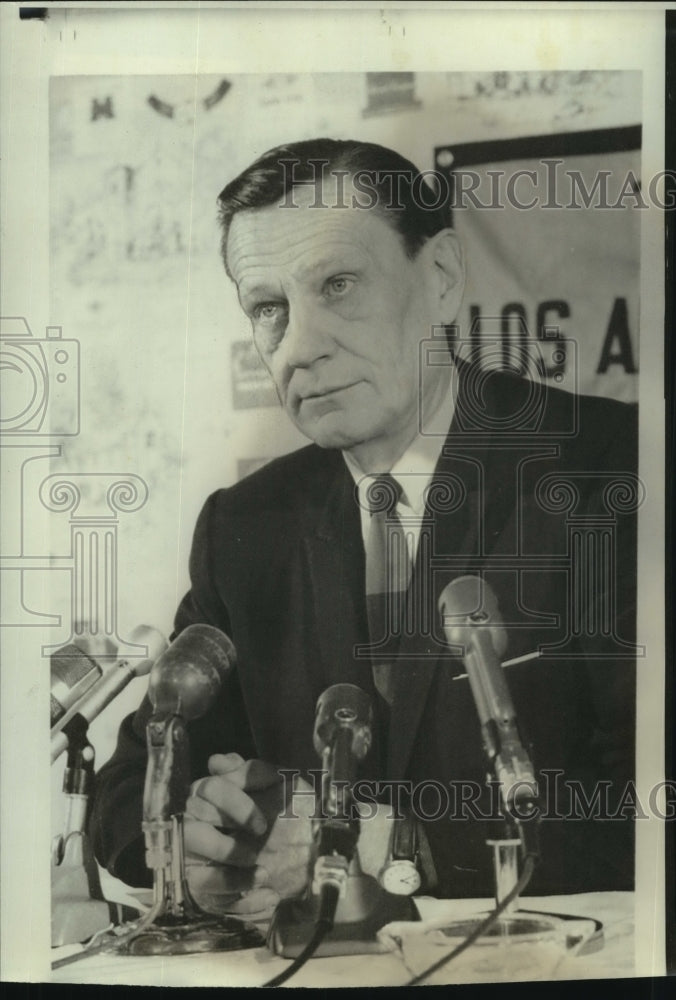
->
[438, 576, 508, 660]
[148, 624, 237, 720]
[313, 683, 373, 761]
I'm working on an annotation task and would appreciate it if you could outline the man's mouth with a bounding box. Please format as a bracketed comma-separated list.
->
[301, 382, 358, 401]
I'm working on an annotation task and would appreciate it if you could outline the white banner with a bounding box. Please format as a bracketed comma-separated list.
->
[438, 132, 641, 403]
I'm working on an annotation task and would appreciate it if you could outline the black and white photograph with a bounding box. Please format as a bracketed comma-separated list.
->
[0, 2, 671, 990]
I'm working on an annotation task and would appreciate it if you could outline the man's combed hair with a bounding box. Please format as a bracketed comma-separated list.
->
[217, 138, 452, 276]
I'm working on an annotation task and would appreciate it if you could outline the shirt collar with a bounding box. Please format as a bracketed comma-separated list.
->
[342, 388, 455, 517]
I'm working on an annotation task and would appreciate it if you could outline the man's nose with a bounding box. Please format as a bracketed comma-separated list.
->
[282, 299, 334, 369]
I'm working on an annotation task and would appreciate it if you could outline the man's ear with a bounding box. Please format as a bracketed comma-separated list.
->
[427, 228, 465, 324]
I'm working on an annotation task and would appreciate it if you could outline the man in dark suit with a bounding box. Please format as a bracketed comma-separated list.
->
[90, 139, 638, 911]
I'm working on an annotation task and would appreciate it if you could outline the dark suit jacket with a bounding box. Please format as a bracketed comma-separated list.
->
[90, 363, 638, 898]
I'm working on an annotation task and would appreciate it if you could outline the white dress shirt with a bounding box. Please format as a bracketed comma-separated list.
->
[343, 389, 456, 565]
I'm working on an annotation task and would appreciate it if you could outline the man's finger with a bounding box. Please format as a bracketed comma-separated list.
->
[183, 819, 260, 867]
[185, 793, 225, 827]
[206, 756, 282, 791]
[188, 782, 267, 836]
[190, 775, 268, 835]
[207, 753, 245, 775]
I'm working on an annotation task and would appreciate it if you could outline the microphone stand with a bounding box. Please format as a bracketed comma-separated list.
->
[51, 625, 265, 966]
[51, 715, 126, 947]
[106, 712, 264, 956]
[431, 579, 605, 962]
[430, 710, 606, 958]
[429, 712, 605, 957]
[429, 799, 607, 969]
[267, 726, 419, 958]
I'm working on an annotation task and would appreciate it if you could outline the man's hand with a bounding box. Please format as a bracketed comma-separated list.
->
[184, 753, 315, 916]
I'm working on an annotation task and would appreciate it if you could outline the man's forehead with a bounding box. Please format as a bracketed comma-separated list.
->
[226, 178, 399, 279]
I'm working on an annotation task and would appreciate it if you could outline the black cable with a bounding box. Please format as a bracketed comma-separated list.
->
[403, 852, 536, 987]
[262, 882, 340, 988]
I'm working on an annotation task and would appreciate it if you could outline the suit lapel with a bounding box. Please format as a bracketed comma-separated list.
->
[386, 462, 482, 779]
[303, 461, 371, 691]
[386, 360, 525, 780]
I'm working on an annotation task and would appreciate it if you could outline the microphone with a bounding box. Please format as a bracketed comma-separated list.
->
[51, 626, 168, 762]
[89, 624, 265, 957]
[311, 684, 373, 889]
[147, 623, 237, 721]
[267, 683, 419, 960]
[143, 624, 237, 864]
[313, 685, 372, 823]
[313, 684, 372, 787]
[438, 577, 537, 817]
[50, 645, 103, 727]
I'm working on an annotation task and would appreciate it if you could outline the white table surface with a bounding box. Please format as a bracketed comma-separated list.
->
[50, 888, 634, 988]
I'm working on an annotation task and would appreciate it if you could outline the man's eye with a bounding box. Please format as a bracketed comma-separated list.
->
[253, 302, 285, 321]
[325, 275, 355, 298]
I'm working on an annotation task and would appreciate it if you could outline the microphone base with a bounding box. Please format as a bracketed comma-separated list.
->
[433, 909, 604, 956]
[267, 875, 420, 958]
[117, 913, 265, 956]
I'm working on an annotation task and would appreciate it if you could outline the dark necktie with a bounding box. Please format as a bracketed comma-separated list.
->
[364, 474, 412, 705]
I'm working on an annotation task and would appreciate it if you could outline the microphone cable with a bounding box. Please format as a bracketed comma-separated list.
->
[51, 893, 164, 971]
[261, 882, 340, 988]
[403, 851, 536, 987]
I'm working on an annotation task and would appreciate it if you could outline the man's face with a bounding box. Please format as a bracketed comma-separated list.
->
[226, 177, 463, 462]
